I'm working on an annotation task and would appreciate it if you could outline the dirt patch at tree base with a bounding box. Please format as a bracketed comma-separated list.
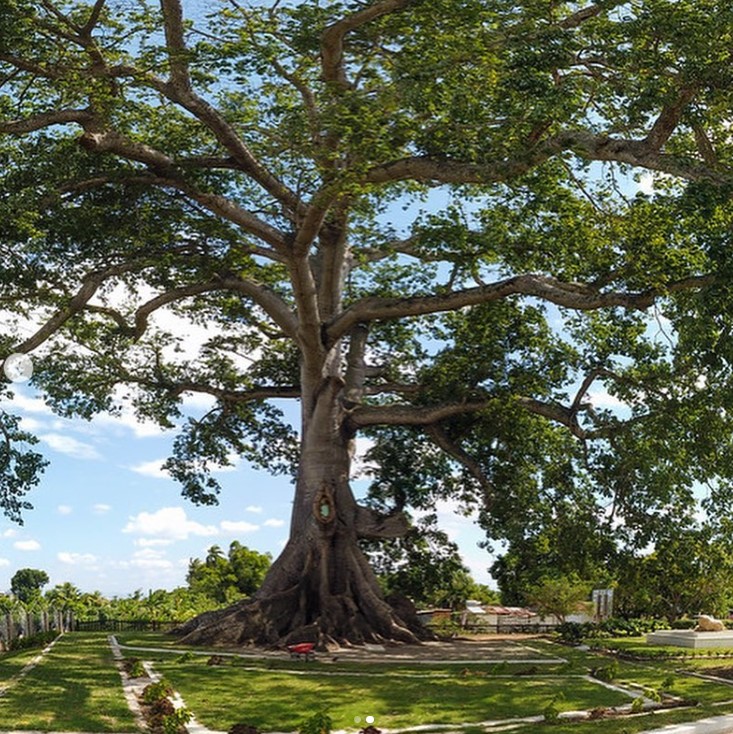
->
[279, 635, 563, 663]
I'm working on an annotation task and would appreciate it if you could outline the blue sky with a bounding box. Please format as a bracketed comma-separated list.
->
[1, 379, 496, 598]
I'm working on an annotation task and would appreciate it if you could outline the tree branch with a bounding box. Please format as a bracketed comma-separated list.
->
[644, 84, 698, 151]
[74, 130, 289, 250]
[350, 401, 491, 428]
[163, 381, 301, 403]
[558, 2, 615, 29]
[320, 0, 414, 88]
[426, 424, 495, 509]
[365, 128, 729, 187]
[0, 108, 94, 133]
[516, 396, 588, 439]
[328, 272, 716, 342]
[159, 0, 192, 93]
[80, 0, 107, 35]
[11, 263, 142, 354]
[354, 505, 409, 539]
[343, 323, 369, 407]
[157, 0, 305, 218]
[131, 276, 298, 341]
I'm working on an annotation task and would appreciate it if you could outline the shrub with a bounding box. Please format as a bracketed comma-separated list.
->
[599, 618, 667, 637]
[8, 631, 58, 651]
[143, 679, 174, 704]
[148, 698, 176, 733]
[670, 618, 696, 629]
[556, 622, 587, 644]
[591, 661, 618, 682]
[162, 707, 192, 734]
[430, 616, 463, 637]
[229, 725, 261, 734]
[299, 711, 332, 734]
[125, 658, 146, 678]
[543, 693, 564, 723]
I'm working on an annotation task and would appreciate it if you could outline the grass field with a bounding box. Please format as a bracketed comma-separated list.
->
[0, 633, 138, 732]
[3, 631, 733, 733]
[117, 632, 733, 733]
[152, 658, 627, 731]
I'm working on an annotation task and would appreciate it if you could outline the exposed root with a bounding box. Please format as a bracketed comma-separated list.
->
[172, 590, 432, 651]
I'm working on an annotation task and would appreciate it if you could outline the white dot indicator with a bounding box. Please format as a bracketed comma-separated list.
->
[3, 353, 33, 383]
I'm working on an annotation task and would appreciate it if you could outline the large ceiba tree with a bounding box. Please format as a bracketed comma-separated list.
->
[2, 0, 733, 647]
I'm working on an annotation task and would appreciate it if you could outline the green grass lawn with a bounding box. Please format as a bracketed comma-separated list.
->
[3, 631, 733, 734]
[125, 633, 733, 733]
[0, 633, 138, 732]
[153, 657, 630, 731]
[0, 646, 51, 686]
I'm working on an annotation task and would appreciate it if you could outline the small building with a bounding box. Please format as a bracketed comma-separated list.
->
[416, 608, 452, 626]
[460, 600, 593, 632]
[461, 602, 540, 631]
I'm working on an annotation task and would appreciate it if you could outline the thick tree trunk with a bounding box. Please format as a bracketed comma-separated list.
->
[174, 376, 429, 649]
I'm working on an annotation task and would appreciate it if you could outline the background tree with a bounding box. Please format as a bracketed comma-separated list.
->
[525, 574, 592, 624]
[187, 542, 271, 604]
[363, 524, 497, 609]
[2, 0, 733, 646]
[614, 524, 733, 621]
[10, 568, 49, 604]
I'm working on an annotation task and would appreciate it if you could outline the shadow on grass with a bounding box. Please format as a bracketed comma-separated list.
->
[155, 659, 629, 732]
[0, 633, 138, 732]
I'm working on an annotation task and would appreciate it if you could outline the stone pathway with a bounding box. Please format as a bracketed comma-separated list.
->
[109, 635, 223, 734]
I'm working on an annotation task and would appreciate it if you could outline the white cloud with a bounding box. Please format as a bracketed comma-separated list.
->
[4, 393, 54, 416]
[587, 390, 626, 409]
[92, 406, 170, 439]
[19, 416, 46, 432]
[57, 505, 73, 516]
[130, 453, 239, 479]
[122, 548, 174, 570]
[246, 505, 263, 514]
[220, 520, 259, 533]
[1, 529, 18, 539]
[0, 558, 10, 567]
[14, 539, 41, 551]
[180, 392, 217, 411]
[263, 518, 285, 528]
[123, 507, 218, 541]
[93, 504, 111, 514]
[129, 458, 171, 480]
[135, 538, 174, 548]
[351, 436, 377, 478]
[40, 433, 102, 460]
[636, 171, 675, 196]
[57, 552, 97, 566]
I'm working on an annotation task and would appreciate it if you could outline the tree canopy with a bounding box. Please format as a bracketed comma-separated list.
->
[2, 0, 733, 644]
[187, 542, 272, 604]
[10, 568, 49, 604]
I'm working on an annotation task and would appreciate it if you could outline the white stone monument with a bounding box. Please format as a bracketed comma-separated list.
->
[647, 615, 733, 649]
